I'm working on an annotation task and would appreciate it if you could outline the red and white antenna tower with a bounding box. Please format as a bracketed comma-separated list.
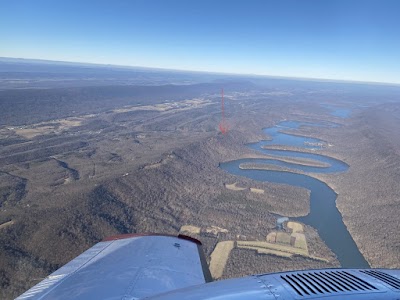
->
[219, 88, 228, 134]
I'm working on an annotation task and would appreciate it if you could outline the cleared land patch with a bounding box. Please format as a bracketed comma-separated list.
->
[236, 245, 293, 257]
[180, 225, 201, 234]
[292, 232, 308, 251]
[113, 98, 211, 114]
[237, 241, 308, 256]
[225, 183, 265, 194]
[205, 225, 229, 235]
[144, 155, 175, 169]
[13, 117, 84, 139]
[287, 221, 304, 233]
[250, 187, 264, 194]
[276, 232, 292, 244]
[209, 241, 235, 279]
[235, 221, 317, 261]
[225, 182, 246, 191]
[266, 232, 277, 243]
[179, 224, 228, 236]
[0, 220, 14, 230]
[196, 221, 326, 279]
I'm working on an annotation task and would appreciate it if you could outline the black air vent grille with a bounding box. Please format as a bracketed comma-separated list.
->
[361, 270, 400, 290]
[281, 270, 378, 297]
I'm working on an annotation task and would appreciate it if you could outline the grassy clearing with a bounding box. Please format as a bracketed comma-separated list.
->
[144, 162, 162, 169]
[250, 187, 264, 194]
[292, 233, 308, 251]
[0, 220, 14, 230]
[237, 245, 293, 257]
[113, 98, 211, 113]
[266, 232, 277, 243]
[180, 225, 201, 234]
[14, 118, 83, 139]
[236, 239, 327, 262]
[225, 183, 246, 191]
[237, 241, 309, 256]
[209, 241, 234, 279]
[309, 256, 330, 263]
[15, 126, 55, 139]
[205, 225, 228, 235]
[287, 221, 304, 233]
[276, 232, 292, 244]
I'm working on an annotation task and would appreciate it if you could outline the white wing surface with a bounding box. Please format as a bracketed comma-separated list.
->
[16, 234, 211, 300]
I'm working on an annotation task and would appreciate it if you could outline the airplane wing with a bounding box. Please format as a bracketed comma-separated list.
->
[16, 234, 212, 300]
[16, 233, 400, 300]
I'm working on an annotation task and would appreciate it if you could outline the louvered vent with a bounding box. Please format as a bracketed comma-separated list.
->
[280, 270, 378, 297]
[361, 270, 400, 290]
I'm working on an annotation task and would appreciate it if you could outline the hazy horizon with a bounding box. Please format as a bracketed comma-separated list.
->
[2, 56, 399, 87]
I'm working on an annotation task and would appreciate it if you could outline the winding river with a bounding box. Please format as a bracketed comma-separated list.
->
[220, 118, 369, 268]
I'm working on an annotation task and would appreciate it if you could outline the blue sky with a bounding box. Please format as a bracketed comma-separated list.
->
[1, 0, 399, 83]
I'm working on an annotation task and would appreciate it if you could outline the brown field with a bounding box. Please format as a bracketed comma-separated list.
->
[205, 226, 229, 235]
[237, 245, 293, 257]
[180, 225, 201, 234]
[236, 241, 308, 256]
[292, 233, 308, 251]
[276, 232, 292, 244]
[266, 232, 277, 243]
[250, 187, 264, 194]
[209, 241, 235, 279]
[13, 118, 85, 139]
[225, 182, 246, 191]
[287, 221, 304, 233]
[0, 220, 14, 230]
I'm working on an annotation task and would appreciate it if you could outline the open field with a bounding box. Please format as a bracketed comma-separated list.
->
[276, 232, 291, 244]
[287, 221, 304, 233]
[239, 246, 293, 257]
[236, 240, 327, 262]
[198, 220, 324, 279]
[209, 241, 235, 279]
[0, 220, 14, 230]
[225, 183, 265, 194]
[223, 248, 334, 280]
[205, 226, 229, 235]
[13, 118, 84, 139]
[237, 241, 308, 256]
[113, 98, 211, 113]
[225, 182, 246, 191]
[250, 187, 264, 194]
[179, 225, 201, 234]
[292, 233, 308, 251]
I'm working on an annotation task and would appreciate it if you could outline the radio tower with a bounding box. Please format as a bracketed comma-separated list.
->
[219, 88, 228, 134]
